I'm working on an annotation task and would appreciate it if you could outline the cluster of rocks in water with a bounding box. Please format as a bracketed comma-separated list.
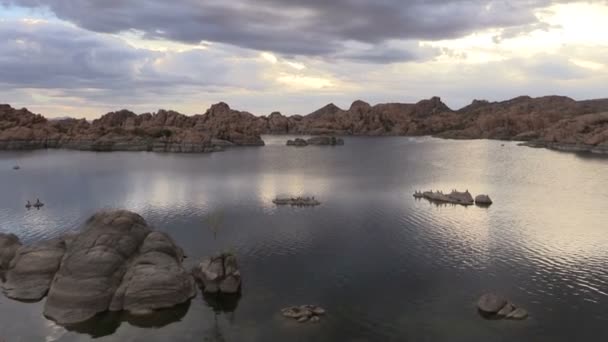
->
[281, 305, 326, 323]
[413, 189, 492, 206]
[477, 293, 528, 320]
[272, 196, 321, 206]
[1, 209, 532, 329]
[0, 210, 202, 325]
[286, 136, 344, 147]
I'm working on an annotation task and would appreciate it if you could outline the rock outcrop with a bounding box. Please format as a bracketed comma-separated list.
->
[192, 253, 242, 294]
[477, 293, 528, 320]
[0, 103, 264, 153]
[0, 210, 196, 325]
[2, 95, 608, 154]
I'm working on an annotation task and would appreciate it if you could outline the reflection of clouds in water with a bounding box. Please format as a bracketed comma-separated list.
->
[123, 171, 209, 210]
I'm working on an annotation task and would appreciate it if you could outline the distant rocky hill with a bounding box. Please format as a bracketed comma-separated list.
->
[1, 95, 607, 153]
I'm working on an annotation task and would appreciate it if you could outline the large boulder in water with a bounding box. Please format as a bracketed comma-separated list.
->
[192, 253, 242, 294]
[0, 210, 196, 325]
[0, 233, 21, 269]
[43, 210, 151, 324]
[2, 238, 66, 301]
[109, 231, 196, 315]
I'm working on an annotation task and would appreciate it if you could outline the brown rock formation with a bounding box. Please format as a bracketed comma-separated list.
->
[2, 95, 607, 154]
[0, 103, 264, 152]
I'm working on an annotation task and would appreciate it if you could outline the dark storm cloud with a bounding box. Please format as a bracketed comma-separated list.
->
[1, 0, 579, 61]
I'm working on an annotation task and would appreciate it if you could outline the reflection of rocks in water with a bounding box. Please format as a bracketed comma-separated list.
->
[202, 291, 242, 313]
[64, 301, 191, 338]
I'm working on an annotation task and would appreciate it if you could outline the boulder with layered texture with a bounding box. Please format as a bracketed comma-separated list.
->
[0, 210, 196, 326]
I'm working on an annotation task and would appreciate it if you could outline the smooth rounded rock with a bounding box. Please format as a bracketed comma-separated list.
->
[477, 293, 508, 314]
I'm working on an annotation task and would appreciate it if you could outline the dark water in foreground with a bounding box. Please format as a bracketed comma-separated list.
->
[0, 136, 607, 341]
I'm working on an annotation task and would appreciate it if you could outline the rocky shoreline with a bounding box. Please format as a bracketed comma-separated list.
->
[1, 95, 607, 154]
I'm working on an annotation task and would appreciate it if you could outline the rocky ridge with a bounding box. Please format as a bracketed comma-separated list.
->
[2, 95, 608, 154]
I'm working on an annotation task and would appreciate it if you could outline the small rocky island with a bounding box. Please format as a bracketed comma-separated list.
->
[273, 196, 321, 206]
[477, 293, 528, 320]
[0, 210, 197, 325]
[286, 136, 344, 147]
[414, 189, 492, 206]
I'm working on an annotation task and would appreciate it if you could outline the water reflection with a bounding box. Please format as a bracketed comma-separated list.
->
[64, 302, 191, 338]
[1, 137, 607, 341]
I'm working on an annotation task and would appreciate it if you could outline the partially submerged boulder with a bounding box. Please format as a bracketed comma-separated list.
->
[477, 293, 507, 314]
[192, 253, 242, 294]
[477, 293, 528, 320]
[2, 238, 66, 301]
[475, 194, 493, 205]
[109, 231, 196, 315]
[0, 210, 196, 325]
[281, 305, 326, 323]
[0, 233, 21, 269]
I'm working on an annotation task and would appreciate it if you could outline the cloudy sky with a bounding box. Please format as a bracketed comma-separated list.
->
[0, 0, 607, 118]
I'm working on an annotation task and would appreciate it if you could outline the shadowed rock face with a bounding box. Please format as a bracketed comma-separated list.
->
[0, 210, 196, 325]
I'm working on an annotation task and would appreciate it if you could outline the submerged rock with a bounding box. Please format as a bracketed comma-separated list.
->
[192, 253, 242, 294]
[281, 305, 326, 323]
[506, 307, 528, 320]
[0, 210, 196, 325]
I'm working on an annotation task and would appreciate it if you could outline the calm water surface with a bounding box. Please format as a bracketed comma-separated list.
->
[0, 136, 607, 341]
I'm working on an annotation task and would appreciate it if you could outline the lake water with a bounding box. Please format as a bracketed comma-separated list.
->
[0, 136, 607, 341]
